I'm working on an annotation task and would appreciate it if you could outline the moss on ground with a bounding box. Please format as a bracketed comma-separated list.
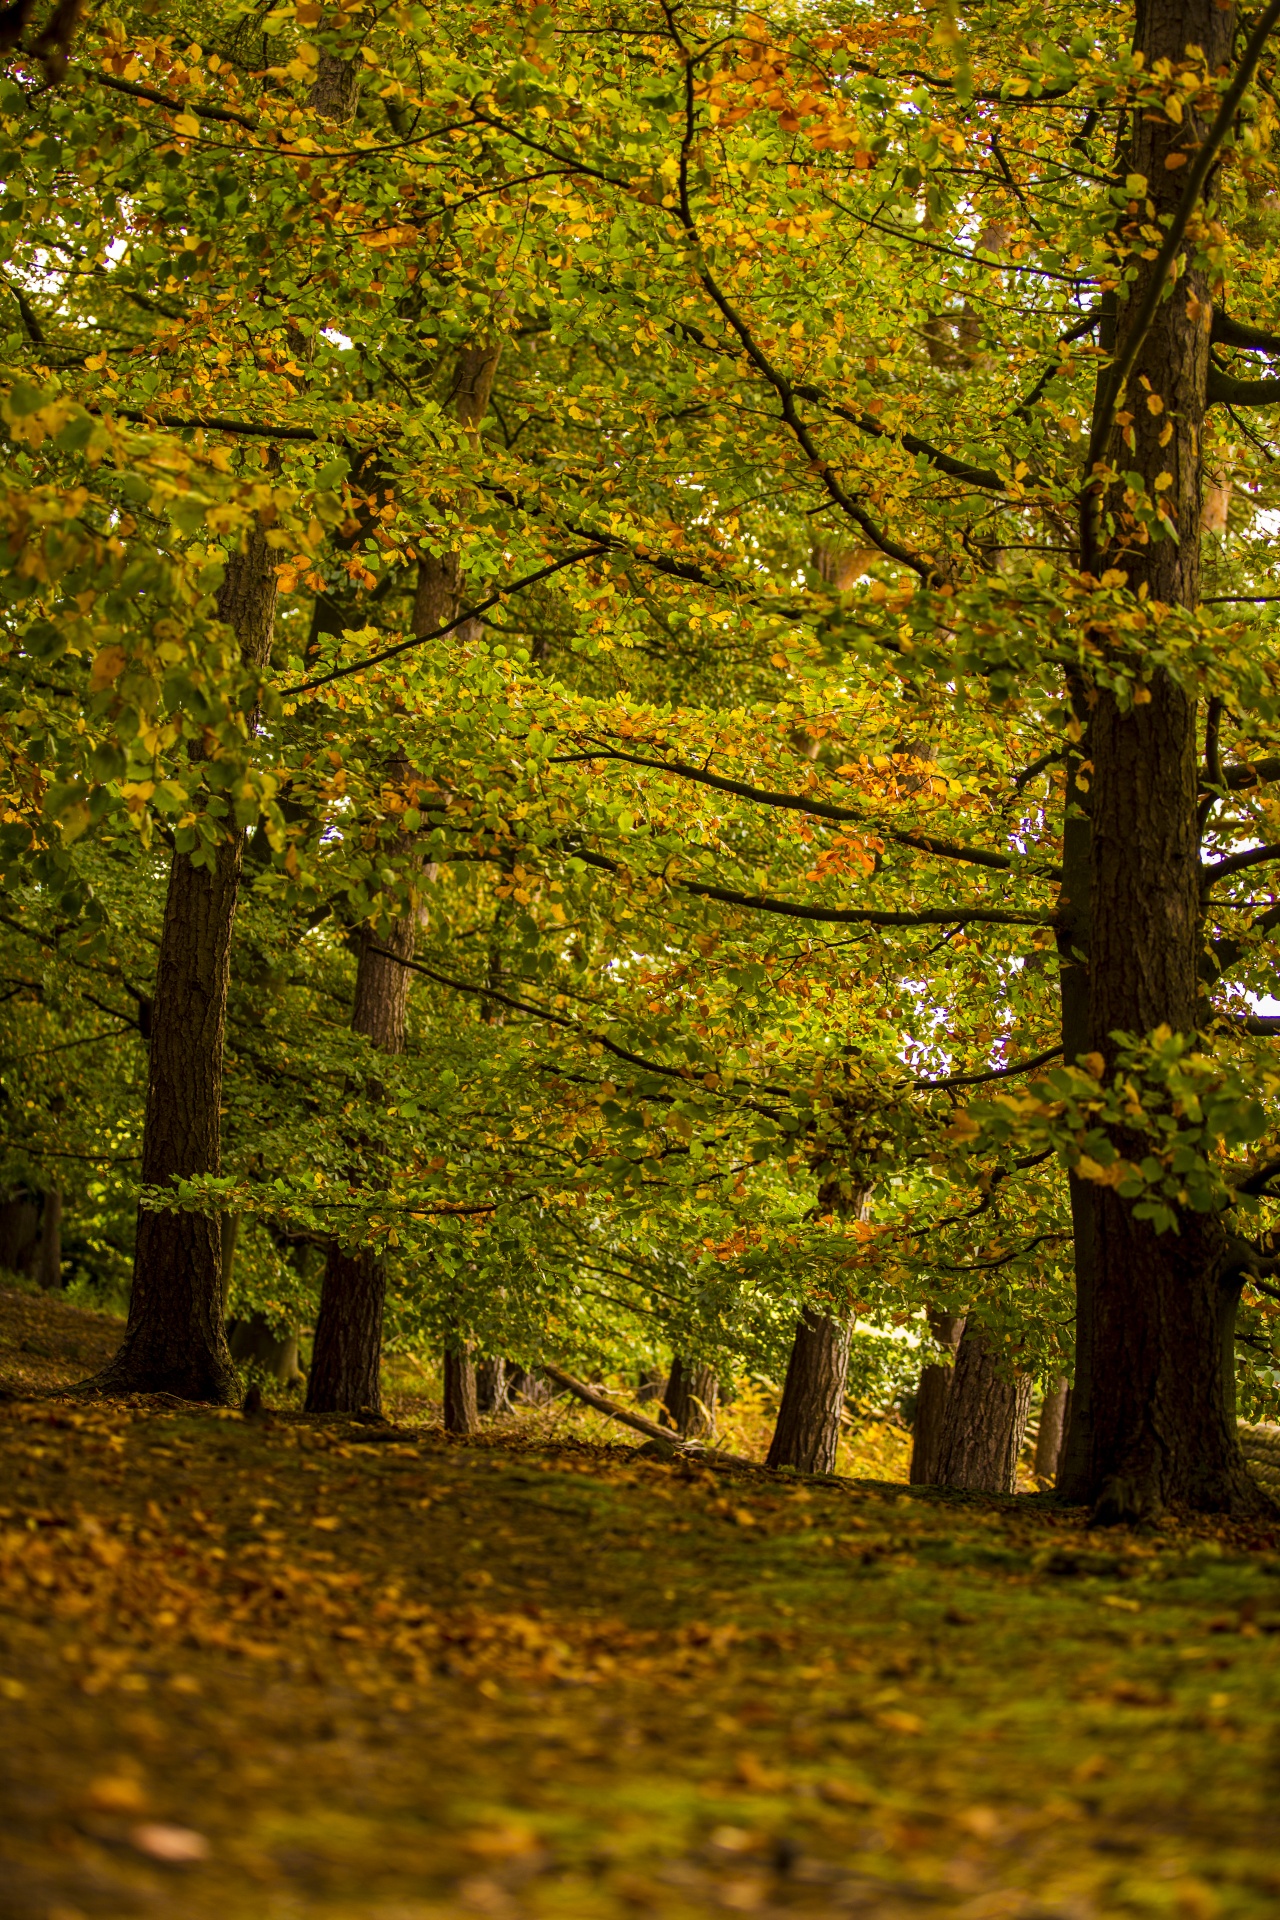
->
[2, 1288, 1280, 1918]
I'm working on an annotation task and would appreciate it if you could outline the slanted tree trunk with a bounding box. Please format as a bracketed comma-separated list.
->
[909, 1312, 964, 1485]
[1061, 0, 1267, 1520]
[443, 1345, 478, 1434]
[476, 1356, 507, 1414]
[663, 1355, 718, 1440]
[1035, 1379, 1071, 1483]
[306, 913, 415, 1415]
[934, 1322, 1032, 1495]
[96, 531, 277, 1402]
[37, 1188, 62, 1291]
[767, 1185, 868, 1474]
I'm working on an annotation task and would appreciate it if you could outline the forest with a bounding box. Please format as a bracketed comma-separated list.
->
[4, 0, 1280, 1913]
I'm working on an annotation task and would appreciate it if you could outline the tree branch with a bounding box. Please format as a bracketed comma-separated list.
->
[914, 1044, 1062, 1091]
[1207, 366, 1280, 407]
[281, 547, 609, 696]
[1201, 842, 1280, 888]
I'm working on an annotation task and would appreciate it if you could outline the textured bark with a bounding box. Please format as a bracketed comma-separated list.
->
[908, 1312, 964, 1485]
[305, 1248, 384, 1412]
[767, 1186, 868, 1474]
[97, 530, 277, 1403]
[766, 1308, 852, 1474]
[1035, 1379, 1070, 1483]
[476, 1356, 508, 1414]
[444, 1346, 479, 1435]
[662, 1355, 718, 1441]
[1064, 0, 1264, 1520]
[306, 912, 416, 1416]
[934, 1323, 1032, 1495]
[37, 1189, 62, 1291]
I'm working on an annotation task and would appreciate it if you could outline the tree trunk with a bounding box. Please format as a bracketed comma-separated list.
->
[507, 1365, 550, 1406]
[476, 1355, 507, 1414]
[1035, 1379, 1071, 1482]
[908, 1312, 964, 1485]
[766, 1308, 852, 1473]
[1063, 0, 1265, 1520]
[227, 1312, 305, 1387]
[934, 1323, 1033, 1495]
[95, 530, 277, 1402]
[305, 914, 415, 1416]
[37, 1188, 62, 1291]
[637, 1365, 666, 1403]
[443, 1345, 478, 1434]
[663, 1355, 718, 1440]
[767, 1185, 868, 1474]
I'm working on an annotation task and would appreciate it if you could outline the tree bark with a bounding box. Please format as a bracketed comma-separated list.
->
[1064, 0, 1265, 1519]
[908, 1312, 964, 1485]
[476, 1355, 507, 1414]
[306, 912, 415, 1415]
[767, 1186, 868, 1474]
[1035, 1379, 1070, 1483]
[37, 1188, 62, 1291]
[444, 1345, 478, 1434]
[663, 1355, 718, 1440]
[96, 530, 276, 1402]
[227, 1312, 305, 1387]
[934, 1322, 1033, 1495]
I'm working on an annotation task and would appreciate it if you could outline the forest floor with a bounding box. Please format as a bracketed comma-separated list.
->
[3, 1290, 1280, 1920]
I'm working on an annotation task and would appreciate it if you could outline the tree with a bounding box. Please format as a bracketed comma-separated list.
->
[95, 532, 277, 1402]
[934, 1322, 1033, 1497]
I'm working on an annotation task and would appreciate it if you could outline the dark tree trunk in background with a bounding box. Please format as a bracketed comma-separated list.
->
[507, 1366, 550, 1406]
[934, 1323, 1032, 1495]
[637, 1365, 666, 1403]
[96, 532, 277, 1402]
[1035, 1379, 1070, 1483]
[444, 1346, 478, 1434]
[227, 1313, 305, 1387]
[663, 1355, 718, 1440]
[37, 1189, 62, 1291]
[476, 1356, 508, 1414]
[767, 1185, 868, 1474]
[909, 1312, 964, 1485]
[306, 914, 415, 1416]
[1061, 0, 1265, 1520]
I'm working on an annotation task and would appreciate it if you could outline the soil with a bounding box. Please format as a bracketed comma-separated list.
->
[3, 1286, 1280, 1918]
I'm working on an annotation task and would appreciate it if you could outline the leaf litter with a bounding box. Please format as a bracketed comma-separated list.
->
[2, 1290, 1280, 1917]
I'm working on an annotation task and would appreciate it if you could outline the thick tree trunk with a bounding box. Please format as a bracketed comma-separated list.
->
[1064, 0, 1264, 1520]
[306, 914, 415, 1416]
[1035, 1379, 1070, 1483]
[908, 1312, 964, 1485]
[766, 1308, 852, 1473]
[934, 1323, 1033, 1495]
[767, 1186, 868, 1473]
[663, 1355, 718, 1440]
[443, 1346, 478, 1434]
[476, 1356, 507, 1414]
[96, 531, 277, 1402]
[37, 1188, 62, 1291]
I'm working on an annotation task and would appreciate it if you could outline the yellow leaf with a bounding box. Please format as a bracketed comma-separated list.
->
[874, 1709, 924, 1735]
[1154, 471, 1173, 490]
[1082, 1051, 1106, 1078]
[173, 113, 201, 137]
[1133, 685, 1152, 704]
[89, 645, 126, 691]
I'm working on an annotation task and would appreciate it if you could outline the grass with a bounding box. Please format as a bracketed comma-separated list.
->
[2, 1286, 1280, 1918]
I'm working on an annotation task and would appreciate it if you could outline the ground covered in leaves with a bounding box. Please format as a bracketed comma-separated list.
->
[3, 1291, 1280, 1919]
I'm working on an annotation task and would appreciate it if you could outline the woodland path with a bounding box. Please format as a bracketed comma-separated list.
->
[2, 1289, 1280, 1919]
